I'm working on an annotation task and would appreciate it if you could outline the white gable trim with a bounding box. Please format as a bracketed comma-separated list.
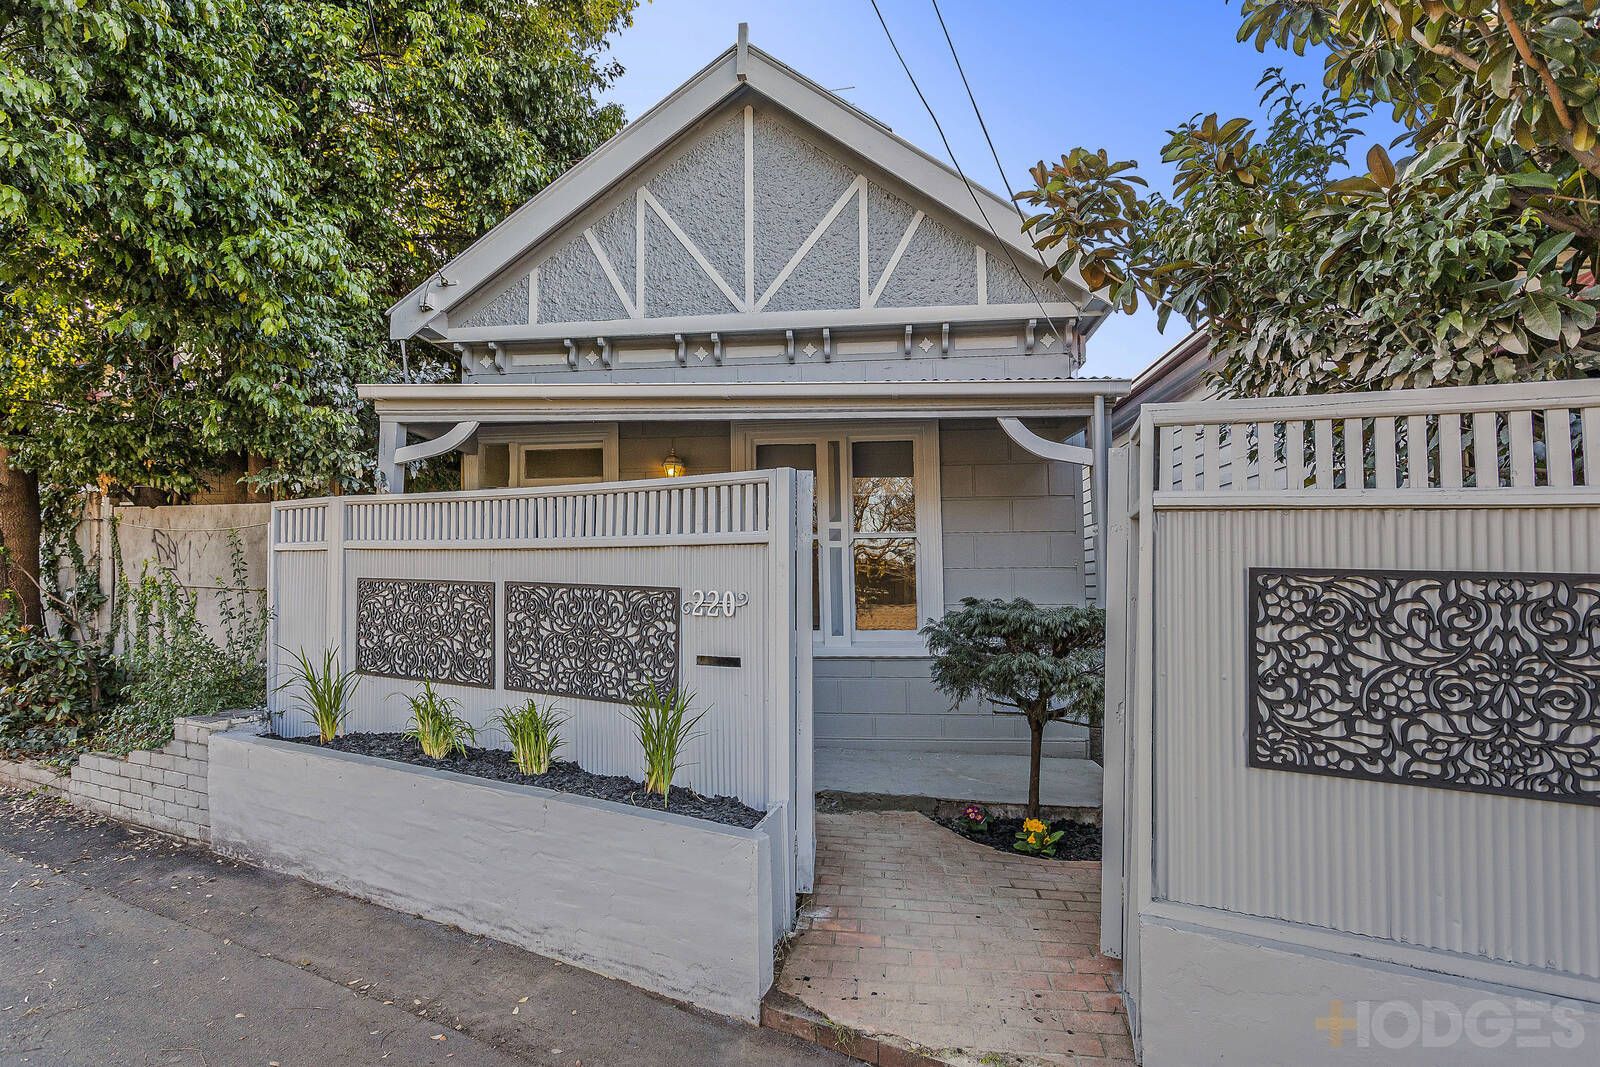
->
[389, 37, 1102, 340]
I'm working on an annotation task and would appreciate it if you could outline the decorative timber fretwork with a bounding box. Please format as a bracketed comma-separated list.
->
[355, 578, 496, 688]
[445, 106, 1074, 338]
[1248, 568, 1600, 805]
[504, 581, 680, 704]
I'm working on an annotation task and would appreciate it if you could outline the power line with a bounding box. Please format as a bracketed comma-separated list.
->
[928, 0, 1029, 230]
[864, 0, 1069, 352]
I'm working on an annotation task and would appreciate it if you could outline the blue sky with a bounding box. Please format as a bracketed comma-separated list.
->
[601, 0, 1395, 380]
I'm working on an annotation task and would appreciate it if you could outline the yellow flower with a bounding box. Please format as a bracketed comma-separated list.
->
[1022, 818, 1047, 834]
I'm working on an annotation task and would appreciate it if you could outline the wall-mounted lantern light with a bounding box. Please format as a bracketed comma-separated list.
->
[662, 450, 687, 478]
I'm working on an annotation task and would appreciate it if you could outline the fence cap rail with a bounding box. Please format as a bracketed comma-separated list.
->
[1142, 379, 1600, 425]
[270, 468, 793, 513]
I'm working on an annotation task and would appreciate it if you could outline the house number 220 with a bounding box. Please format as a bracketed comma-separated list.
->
[684, 590, 748, 617]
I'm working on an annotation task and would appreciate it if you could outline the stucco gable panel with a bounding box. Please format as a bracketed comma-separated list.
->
[391, 39, 1103, 341]
[752, 111, 859, 299]
[441, 100, 1086, 338]
[537, 231, 630, 323]
[764, 198, 859, 312]
[644, 207, 740, 317]
[875, 215, 976, 309]
[866, 184, 917, 290]
[589, 197, 638, 303]
[986, 252, 1070, 306]
[456, 273, 530, 329]
[647, 113, 746, 291]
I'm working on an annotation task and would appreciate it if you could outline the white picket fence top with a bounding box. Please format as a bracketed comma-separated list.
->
[273, 471, 776, 549]
[1139, 379, 1600, 506]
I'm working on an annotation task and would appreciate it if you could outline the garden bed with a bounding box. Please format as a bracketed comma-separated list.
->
[273, 732, 763, 828]
[929, 812, 1101, 861]
[208, 731, 787, 1021]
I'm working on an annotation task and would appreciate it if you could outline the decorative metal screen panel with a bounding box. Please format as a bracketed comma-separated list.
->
[1248, 568, 1600, 805]
[355, 578, 496, 688]
[505, 582, 680, 703]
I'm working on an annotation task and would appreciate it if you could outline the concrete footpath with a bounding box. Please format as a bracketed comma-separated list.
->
[0, 788, 846, 1067]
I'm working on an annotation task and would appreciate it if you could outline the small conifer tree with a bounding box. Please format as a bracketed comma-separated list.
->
[922, 598, 1105, 817]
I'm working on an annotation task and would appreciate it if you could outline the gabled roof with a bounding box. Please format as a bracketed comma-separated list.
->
[388, 28, 1104, 341]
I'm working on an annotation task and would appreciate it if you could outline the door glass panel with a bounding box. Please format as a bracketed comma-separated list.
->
[523, 446, 603, 484]
[851, 440, 915, 533]
[853, 538, 918, 631]
[827, 441, 842, 524]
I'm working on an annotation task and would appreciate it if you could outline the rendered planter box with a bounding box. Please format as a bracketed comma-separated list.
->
[207, 732, 785, 1021]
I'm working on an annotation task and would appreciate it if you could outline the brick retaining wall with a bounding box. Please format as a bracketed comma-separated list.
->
[0, 711, 262, 843]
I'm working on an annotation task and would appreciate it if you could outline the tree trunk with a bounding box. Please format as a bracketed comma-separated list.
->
[1027, 715, 1045, 819]
[0, 448, 42, 626]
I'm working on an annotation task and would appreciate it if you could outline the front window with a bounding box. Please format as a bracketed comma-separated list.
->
[463, 425, 619, 490]
[521, 444, 605, 486]
[742, 424, 941, 651]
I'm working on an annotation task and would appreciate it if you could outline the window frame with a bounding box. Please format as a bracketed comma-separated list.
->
[733, 420, 943, 657]
[462, 424, 619, 489]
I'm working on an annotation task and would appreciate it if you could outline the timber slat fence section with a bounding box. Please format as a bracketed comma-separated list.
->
[1148, 380, 1600, 500]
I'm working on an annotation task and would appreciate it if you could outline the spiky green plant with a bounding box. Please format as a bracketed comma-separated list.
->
[494, 698, 564, 775]
[621, 682, 706, 808]
[402, 680, 476, 759]
[283, 647, 358, 743]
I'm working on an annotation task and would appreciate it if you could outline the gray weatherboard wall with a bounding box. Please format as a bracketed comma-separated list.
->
[208, 732, 783, 1022]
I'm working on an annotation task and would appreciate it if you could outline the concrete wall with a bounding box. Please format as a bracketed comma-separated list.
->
[75, 503, 271, 644]
[208, 733, 781, 1022]
[1138, 919, 1595, 1066]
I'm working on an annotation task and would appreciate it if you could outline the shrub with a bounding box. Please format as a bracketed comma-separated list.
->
[494, 698, 564, 775]
[283, 647, 359, 743]
[403, 680, 476, 759]
[0, 619, 115, 754]
[96, 537, 268, 755]
[621, 682, 705, 808]
[922, 597, 1105, 819]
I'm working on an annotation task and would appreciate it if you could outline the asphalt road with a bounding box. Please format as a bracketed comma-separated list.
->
[0, 788, 847, 1067]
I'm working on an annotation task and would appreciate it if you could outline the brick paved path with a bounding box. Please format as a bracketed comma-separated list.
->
[778, 812, 1134, 1066]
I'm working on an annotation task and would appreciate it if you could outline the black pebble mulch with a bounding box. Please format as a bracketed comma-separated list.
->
[928, 812, 1102, 861]
[272, 732, 765, 829]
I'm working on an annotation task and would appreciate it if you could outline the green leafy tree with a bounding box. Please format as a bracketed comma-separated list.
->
[922, 598, 1106, 818]
[1018, 1, 1600, 398]
[0, 0, 632, 620]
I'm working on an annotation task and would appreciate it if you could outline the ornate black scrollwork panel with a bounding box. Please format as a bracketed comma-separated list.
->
[355, 578, 496, 688]
[504, 582, 680, 704]
[1249, 568, 1600, 805]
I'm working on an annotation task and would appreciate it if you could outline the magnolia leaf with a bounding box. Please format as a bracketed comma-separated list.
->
[1525, 295, 1563, 341]
[1366, 144, 1397, 188]
[1527, 232, 1574, 276]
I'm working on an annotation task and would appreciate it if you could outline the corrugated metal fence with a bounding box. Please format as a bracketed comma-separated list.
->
[1106, 380, 1600, 1019]
[268, 469, 815, 893]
